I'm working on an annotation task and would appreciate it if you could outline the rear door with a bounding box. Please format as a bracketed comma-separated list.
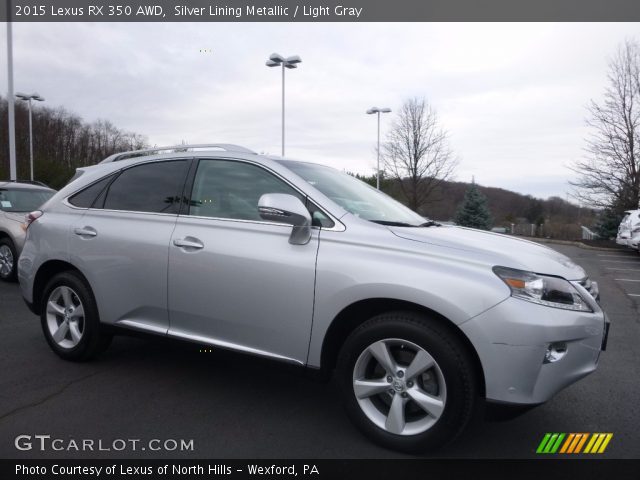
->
[68, 159, 191, 333]
[167, 158, 319, 364]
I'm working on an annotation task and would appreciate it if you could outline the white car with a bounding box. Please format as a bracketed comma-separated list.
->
[616, 210, 640, 251]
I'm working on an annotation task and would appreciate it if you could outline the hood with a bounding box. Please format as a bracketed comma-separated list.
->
[389, 225, 586, 281]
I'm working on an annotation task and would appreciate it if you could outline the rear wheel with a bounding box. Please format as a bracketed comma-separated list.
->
[0, 238, 17, 282]
[337, 311, 478, 453]
[41, 271, 112, 361]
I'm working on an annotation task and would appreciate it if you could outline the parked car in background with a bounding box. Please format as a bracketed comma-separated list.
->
[616, 209, 640, 251]
[0, 181, 56, 281]
[18, 144, 608, 452]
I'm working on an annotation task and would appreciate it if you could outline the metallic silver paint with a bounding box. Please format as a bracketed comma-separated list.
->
[18, 149, 607, 407]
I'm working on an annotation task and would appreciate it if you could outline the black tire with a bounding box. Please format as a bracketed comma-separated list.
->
[336, 311, 478, 453]
[40, 271, 112, 361]
[0, 237, 18, 282]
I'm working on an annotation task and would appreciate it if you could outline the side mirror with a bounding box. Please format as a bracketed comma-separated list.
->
[258, 193, 312, 245]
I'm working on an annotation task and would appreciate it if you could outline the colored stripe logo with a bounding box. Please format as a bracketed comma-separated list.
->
[536, 433, 613, 454]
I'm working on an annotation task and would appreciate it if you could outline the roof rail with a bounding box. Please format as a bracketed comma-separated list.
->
[100, 143, 257, 163]
[0, 179, 51, 188]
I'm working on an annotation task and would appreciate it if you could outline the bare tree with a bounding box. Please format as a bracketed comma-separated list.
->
[382, 97, 457, 212]
[570, 39, 640, 212]
[0, 95, 148, 187]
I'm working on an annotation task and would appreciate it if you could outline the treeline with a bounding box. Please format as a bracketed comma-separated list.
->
[0, 96, 148, 189]
[354, 174, 597, 239]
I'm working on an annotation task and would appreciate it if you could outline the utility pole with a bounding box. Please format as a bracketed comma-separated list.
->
[6, 2, 17, 180]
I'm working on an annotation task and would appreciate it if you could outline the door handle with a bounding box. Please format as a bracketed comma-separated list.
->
[173, 237, 204, 250]
[74, 227, 97, 237]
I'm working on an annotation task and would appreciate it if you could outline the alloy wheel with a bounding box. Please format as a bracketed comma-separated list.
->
[46, 286, 85, 349]
[352, 338, 447, 436]
[0, 245, 13, 278]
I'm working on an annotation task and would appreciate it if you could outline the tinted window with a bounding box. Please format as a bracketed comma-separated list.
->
[69, 175, 115, 208]
[189, 160, 304, 221]
[103, 160, 188, 214]
[0, 188, 54, 212]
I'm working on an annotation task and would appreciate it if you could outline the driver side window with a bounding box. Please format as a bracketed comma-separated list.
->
[188, 159, 304, 221]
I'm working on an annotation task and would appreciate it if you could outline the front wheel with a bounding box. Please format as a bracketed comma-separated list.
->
[336, 312, 478, 453]
[41, 271, 112, 361]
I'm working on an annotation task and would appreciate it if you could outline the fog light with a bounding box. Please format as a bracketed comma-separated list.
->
[544, 342, 568, 363]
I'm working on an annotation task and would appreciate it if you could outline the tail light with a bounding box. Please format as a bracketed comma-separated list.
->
[23, 210, 43, 231]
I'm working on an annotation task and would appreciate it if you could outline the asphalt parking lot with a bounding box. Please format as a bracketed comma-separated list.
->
[594, 247, 640, 300]
[0, 244, 638, 459]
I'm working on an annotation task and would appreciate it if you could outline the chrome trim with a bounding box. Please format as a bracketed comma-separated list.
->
[114, 321, 305, 365]
[176, 212, 307, 230]
[115, 319, 169, 336]
[63, 201, 180, 218]
[168, 329, 304, 365]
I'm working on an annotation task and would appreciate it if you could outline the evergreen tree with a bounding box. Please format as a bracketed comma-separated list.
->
[594, 208, 624, 239]
[454, 182, 493, 230]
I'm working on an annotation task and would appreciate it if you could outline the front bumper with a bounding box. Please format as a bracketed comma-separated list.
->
[460, 295, 608, 405]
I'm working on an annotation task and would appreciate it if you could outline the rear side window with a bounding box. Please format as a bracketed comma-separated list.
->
[68, 175, 115, 208]
[103, 160, 189, 214]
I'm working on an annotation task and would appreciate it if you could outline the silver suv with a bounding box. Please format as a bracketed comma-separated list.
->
[0, 180, 55, 281]
[18, 144, 609, 452]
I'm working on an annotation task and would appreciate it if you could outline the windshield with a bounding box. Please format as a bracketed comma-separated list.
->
[0, 188, 54, 213]
[280, 161, 427, 226]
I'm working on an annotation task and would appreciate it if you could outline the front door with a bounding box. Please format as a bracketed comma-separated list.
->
[167, 159, 319, 364]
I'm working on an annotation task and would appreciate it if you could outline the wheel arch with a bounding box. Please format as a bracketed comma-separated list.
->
[318, 298, 486, 397]
[32, 259, 88, 315]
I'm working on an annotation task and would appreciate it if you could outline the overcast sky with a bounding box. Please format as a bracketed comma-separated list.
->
[1, 22, 639, 200]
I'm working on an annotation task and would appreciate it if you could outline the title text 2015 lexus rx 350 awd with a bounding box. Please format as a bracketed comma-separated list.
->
[18, 144, 609, 453]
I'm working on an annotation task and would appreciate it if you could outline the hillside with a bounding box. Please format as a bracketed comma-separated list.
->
[355, 174, 598, 239]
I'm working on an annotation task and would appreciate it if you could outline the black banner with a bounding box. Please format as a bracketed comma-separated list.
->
[3, 459, 640, 480]
[2, 0, 640, 22]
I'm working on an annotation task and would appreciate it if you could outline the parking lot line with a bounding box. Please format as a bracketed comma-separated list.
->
[606, 268, 640, 271]
[614, 279, 640, 282]
[599, 260, 640, 263]
[627, 294, 640, 297]
[597, 254, 637, 257]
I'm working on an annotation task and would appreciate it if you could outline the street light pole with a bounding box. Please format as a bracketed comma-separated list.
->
[281, 62, 285, 156]
[266, 53, 302, 157]
[366, 107, 392, 190]
[6, 2, 17, 181]
[16, 93, 45, 181]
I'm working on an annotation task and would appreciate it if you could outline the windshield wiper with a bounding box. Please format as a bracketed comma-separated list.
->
[419, 220, 441, 227]
[370, 220, 417, 227]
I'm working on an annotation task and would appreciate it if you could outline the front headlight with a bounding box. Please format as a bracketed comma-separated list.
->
[493, 266, 592, 312]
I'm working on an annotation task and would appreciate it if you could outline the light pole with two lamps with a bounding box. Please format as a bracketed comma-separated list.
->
[366, 106, 391, 190]
[266, 53, 302, 156]
[15, 92, 45, 181]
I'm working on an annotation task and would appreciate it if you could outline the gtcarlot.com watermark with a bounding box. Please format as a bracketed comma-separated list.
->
[15, 435, 194, 452]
